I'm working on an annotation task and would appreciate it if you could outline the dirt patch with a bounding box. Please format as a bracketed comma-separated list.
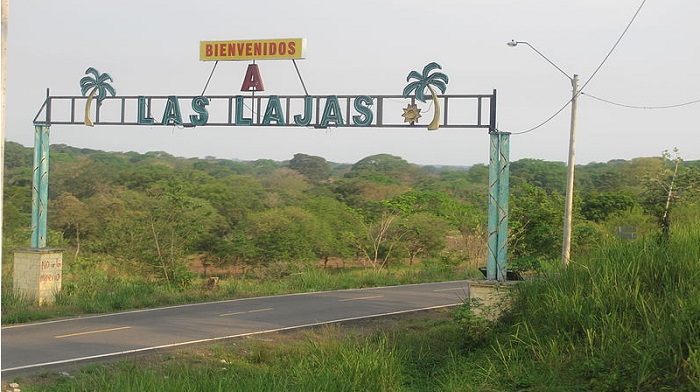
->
[187, 256, 374, 276]
[187, 257, 249, 276]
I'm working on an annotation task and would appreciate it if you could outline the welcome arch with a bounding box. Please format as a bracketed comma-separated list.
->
[28, 60, 511, 282]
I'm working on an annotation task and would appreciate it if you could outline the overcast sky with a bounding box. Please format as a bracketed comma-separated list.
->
[5, 0, 700, 166]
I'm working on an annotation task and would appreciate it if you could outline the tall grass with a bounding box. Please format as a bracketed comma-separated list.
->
[480, 222, 700, 390]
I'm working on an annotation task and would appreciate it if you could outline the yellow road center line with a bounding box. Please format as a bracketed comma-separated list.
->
[55, 326, 131, 339]
[247, 308, 273, 313]
[219, 308, 273, 317]
[339, 295, 384, 302]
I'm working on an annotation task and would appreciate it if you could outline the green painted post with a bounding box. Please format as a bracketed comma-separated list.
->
[486, 132, 499, 280]
[496, 133, 510, 281]
[31, 124, 50, 248]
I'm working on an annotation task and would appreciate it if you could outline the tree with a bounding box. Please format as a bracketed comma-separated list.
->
[251, 159, 281, 176]
[423, 166, 488, 208]
[399, 212, 450, 264]
[246, 207, 323, 263]
[80, 67, 116, 127]
[88, 188, 224, 288]
[510, 184, 564, 260]
[577, 161, 625, 193]
[192, 159, 249, 178]
[260, 168, 311, 207]
[288, 153, 331, 182]
[4, 141, 32, 170]
[3, 167, 33, 254]
[622, 157, 664, 188]
[580, 192, 636, 222]
[51, 154, 127, 199]
[510, 159, 567, 195]
[194, 175, 265, 226]
[302, 197, 363, 266]
[118, 165, 177, 191]
[383, 190, 482, 259]
[402, 62, 449, 130]
[50, 193, 92, 261]
[333, 178, 409, 208]
[346, 154, 416, 184]
[640, 149, 700, 239]
[354, 212, 401, 269]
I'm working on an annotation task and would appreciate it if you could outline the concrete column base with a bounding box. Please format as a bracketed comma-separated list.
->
[13, 248, 64, 305]
[467, 279, 519, 320]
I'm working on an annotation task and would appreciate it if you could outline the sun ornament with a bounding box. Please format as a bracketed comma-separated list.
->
[402, 104, 422, 125]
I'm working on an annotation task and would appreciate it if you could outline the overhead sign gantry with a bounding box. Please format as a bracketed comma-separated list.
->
[29, 38, 510, 282]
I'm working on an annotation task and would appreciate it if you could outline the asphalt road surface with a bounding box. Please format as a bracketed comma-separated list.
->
[1, 280, 470, 376]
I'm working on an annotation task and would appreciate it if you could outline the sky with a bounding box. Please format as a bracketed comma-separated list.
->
[4, 0, 700, 166]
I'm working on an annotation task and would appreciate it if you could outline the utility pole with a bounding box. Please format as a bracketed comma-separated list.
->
[507, 40, 579, 266]
[561, 74, 579, 266]
[1, 0, 8, 255]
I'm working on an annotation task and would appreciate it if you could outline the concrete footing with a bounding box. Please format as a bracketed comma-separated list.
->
[467, 279, 519, 320]
[13, 248, 64, 305]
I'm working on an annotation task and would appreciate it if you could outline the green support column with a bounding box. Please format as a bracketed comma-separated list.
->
[486, 132, 510, 281]
[486, 133, 500, 281]
[496, 133, 510, 281]
[31, 124, 50, 248]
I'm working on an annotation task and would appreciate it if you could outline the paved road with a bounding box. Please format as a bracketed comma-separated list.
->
[1, 281, 470, 375]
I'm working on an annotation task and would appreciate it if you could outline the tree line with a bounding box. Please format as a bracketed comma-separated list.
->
[3, 142, 698, 287]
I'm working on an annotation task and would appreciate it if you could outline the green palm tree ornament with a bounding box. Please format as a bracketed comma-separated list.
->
[80, 67, 116, 127]
[402, 62, 449, 130]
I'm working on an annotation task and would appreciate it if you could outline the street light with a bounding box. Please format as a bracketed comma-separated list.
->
[507, 39, 579, 266]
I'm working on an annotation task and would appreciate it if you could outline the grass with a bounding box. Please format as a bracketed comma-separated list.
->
[478, 219, 700, 391]
[11, 311, 459, 392]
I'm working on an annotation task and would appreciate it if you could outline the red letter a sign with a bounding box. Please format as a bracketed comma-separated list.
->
[241, 64, 265, 92]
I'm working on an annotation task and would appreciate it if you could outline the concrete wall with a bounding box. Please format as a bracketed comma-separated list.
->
[13, 249, 63, 305]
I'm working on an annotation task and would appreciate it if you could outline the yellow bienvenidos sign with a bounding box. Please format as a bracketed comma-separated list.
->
[200, 38, 306, 61]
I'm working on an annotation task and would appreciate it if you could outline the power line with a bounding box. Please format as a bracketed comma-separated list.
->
[580, 0, 647, 91]
[507, 99, 572, 135]
[508, 0, 648, 136]
[581, 92, 700, 109]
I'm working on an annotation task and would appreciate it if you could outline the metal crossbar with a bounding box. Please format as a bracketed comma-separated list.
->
[34, 93, 497, 131]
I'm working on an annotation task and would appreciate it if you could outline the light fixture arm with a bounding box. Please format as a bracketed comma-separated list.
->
[508, 40, 572, 84]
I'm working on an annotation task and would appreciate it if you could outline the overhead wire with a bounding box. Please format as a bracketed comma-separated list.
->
[581, 92, 700, 109]
[507, 0, 648, 136]
[508, 100, 571, 135]
[579, 0, 647, 92]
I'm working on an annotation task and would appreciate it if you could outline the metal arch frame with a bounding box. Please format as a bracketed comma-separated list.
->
[30, 89, 510, 281]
